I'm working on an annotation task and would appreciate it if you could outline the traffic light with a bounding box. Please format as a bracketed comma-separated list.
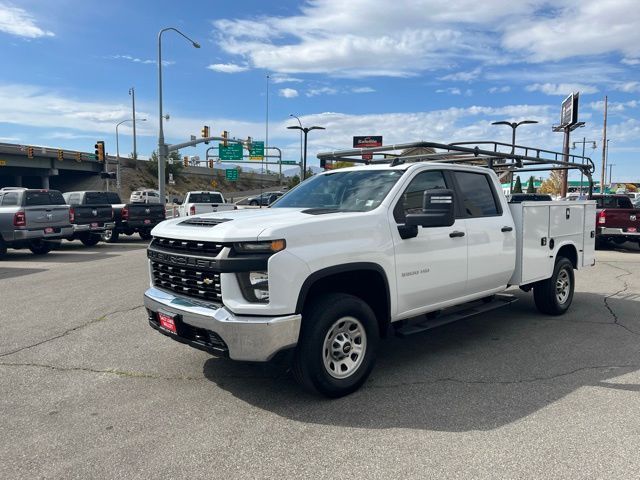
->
[201, 125, 210, 144]
[94, 141, 105, 162]
[208, 159, 214, 168]
[27, 147, 34, 159]
[183, 156, 189, 167]
[57, 149, 64, 161]
[222, 130, 228, 148]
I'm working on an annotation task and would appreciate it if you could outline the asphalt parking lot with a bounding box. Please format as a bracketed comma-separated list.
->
[1, 240, 639, 479]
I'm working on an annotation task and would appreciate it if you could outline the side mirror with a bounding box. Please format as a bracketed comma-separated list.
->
[405, 189, 455, 228]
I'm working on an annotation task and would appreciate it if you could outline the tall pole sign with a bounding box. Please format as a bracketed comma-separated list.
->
[553, 92, 583, 198]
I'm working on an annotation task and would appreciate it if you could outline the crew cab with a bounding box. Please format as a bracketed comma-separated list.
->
[177, 191, 237, 217]
[100, 192, 165, 243]
[0, 187, 72, 258]
[62, 191, 115, 246]
[593, 194, 640, 247]
[143, 159, 596, 397]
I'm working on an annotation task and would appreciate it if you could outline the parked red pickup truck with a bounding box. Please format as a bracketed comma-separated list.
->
[593, 195, 640, 248]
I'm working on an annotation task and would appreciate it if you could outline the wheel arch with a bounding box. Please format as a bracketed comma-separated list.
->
[556, 243, 578, 269]
[296, 263, 391, 337]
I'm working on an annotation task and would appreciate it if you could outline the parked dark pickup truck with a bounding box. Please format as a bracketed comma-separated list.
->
[594, 195, 640, 248]
[0, 187, 72, 258]
[100, 192, 165, 242]
[63, 191, 115, 246]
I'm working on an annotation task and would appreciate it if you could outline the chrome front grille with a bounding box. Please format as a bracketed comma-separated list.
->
[151, 236, 224, 256]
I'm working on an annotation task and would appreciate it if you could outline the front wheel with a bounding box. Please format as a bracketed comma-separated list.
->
[79, 233, 101, 247]
[249, 200, 258, 206]
[28, 240, 52, 255]
[533, 256, 574, 315]
[293, 293, 379, 398]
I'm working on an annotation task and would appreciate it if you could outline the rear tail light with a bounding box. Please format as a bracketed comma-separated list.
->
[122, 206, 129, 220]
[598, 211, 606, 224]
[189, 205, 195, 216]
[13, 211, 26, 227]
[69, 207, 75, 223]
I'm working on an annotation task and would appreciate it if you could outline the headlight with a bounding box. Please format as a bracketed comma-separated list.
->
[238, 270, 269, 303]
[234, 239, 285, 254]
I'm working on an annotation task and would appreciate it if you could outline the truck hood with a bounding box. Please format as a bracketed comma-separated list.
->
[151, 207, 380, 242]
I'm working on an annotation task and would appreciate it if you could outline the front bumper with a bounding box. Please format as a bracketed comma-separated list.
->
[13, 226, 74, 241]
[144, 286, 301, 361]
[73, 222, 115, 233]
[598, 227, 640, 237]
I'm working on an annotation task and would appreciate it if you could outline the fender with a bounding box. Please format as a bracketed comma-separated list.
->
[295, 262, 391, 317]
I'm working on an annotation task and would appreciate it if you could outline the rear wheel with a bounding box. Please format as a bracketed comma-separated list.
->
[293, 293, 379, 398]
[102, 229, 119, 243]
[249, 200, 258, 206]
[0, 236, 7, 259]
[139, 230, 152, 241]
[79, 233, 101, 247]
[533, 256, 574, 315]
[28, 239, 52, 255]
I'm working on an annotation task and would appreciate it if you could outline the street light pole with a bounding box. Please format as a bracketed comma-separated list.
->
[571, 137, 597, 194]
[158, 27, 200, 205]
[116, 118, 147, 193]
[289, 114, 303, 178]
[287, 125, 325, 180]
[129, 87, 137, 160]
[608, 163, 616, 188]
[491, 119, 538, 191]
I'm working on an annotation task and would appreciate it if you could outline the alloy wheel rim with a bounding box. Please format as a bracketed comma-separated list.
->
[322, 316, 367, 379]
[556, 268, 571, 304]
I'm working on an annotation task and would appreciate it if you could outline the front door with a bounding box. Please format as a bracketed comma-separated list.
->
[390, 170, 468, 317]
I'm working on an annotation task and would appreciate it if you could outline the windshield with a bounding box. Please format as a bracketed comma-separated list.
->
[272, 170, 404, 211]
[189, 193, 224, 203]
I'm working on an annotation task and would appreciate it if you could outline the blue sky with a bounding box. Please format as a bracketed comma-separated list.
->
[1, 0, 639, 181]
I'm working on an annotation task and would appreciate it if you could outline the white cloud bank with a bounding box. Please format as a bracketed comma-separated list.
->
[0, 2, 53, 38]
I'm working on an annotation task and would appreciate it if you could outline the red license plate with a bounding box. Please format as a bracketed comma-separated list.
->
[144, 219, 151, 224]
[158, 312, 177, 334]
[91, 222, 99, 228]
[628, 227, 637, 233]
[44, 227, 54, 234]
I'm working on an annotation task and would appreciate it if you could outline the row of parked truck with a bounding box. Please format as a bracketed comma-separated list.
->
[0, 188, 242, 258]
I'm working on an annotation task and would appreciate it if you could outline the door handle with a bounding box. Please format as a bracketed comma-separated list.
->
[449, 231, 465, 238]
[501, 226, 513, 232]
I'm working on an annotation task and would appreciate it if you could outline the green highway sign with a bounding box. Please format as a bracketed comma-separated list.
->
[225, 168, 239, 181]
[249, 141, 264, 160]
[219, 143, 243, 161]
[281, 160, 297, 165]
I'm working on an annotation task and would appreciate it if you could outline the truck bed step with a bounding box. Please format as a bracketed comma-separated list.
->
[395, 294, 517, 337]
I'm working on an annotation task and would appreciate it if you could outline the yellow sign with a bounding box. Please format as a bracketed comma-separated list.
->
[0, 159, 6, 166]
[211, 180, 217, 188]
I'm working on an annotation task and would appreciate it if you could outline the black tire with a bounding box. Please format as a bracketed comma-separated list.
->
[102, 229, 119, 243]
[533, 256, 574, 316]
[612, 238, 626, 245]
[249, 200, 258, 206]
[0, 236, 7, 260]
[139, 230, 152, 241]
[79, 233, 101, 247]
[292, 293, 379, 398]
[28, 240, 52, 255]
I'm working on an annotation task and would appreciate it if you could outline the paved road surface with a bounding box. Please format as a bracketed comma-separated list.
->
[1, 240, 639, 479]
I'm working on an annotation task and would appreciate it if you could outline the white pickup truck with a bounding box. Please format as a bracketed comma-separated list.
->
[144, 148, 596, 397]
[177, 191, 237, 217]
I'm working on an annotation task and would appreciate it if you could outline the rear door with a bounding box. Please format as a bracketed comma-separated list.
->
[391, 169, 468, 316]
[24, 190, 70, 229]
[452, 170, 516, 294]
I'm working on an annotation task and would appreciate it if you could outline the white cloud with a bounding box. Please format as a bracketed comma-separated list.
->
[588, 100, 639, 112]
[271, 74, 303, 84]
[436, 87, 462, 95]
[307, 87, 339, 97]
[615, 81, 640, 93]
[0, 2, 53, 38]
[279, 88, 299, 98]
[206, 63, 248, 73]
[489, 86, 511, 93]
[439, 67, 482, 82]
[621, 57, 640, 66]
[526, 83, 598, 96]
[351, 87, 375, 93]
[110, 55, 174, 67]
[502, 0, 640, 62]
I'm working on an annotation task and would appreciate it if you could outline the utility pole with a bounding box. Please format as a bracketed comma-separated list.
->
[608, 163, 616, 188]
[601, 96, 608, 194]
[129, 87, 137, 160]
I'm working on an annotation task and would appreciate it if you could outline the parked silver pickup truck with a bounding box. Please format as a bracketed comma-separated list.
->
[0, 187, 72, 258]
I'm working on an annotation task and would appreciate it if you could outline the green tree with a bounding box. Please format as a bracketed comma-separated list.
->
[147, 150, 184, 182]
[288, 175, 301, 188]
[526, 176, 536, 193]
[513, 175, 523, 193]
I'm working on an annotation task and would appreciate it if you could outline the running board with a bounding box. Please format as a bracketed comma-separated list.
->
[395, 294, 517, 337]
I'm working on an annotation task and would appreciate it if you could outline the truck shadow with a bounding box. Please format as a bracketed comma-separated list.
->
[203, 291, 640, 432]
